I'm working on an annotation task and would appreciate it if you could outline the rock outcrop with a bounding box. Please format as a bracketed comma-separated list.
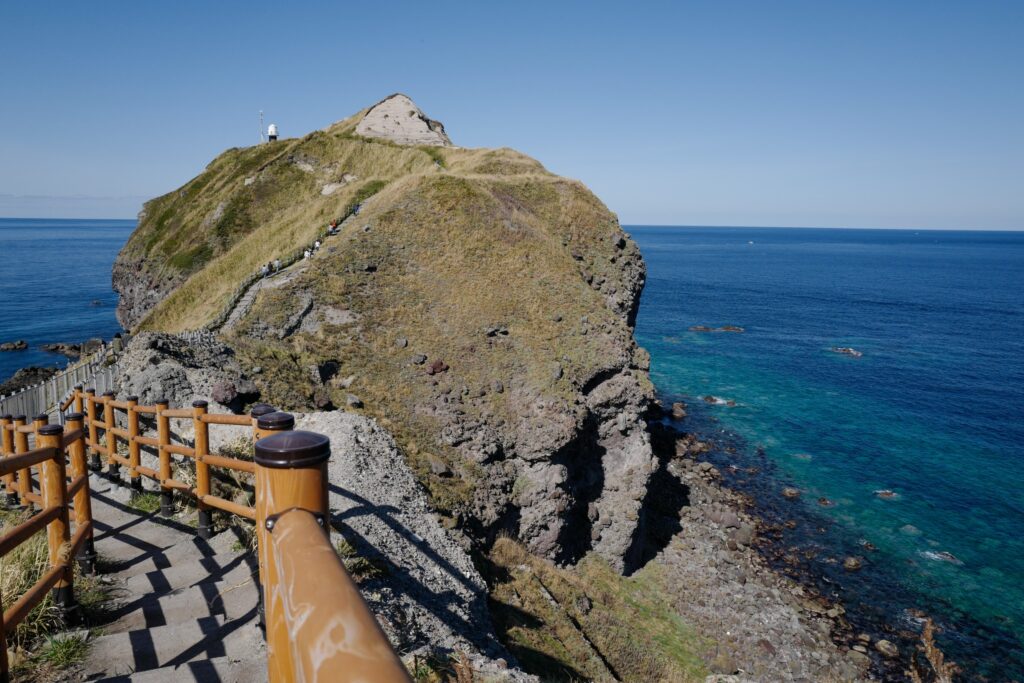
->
[115, 332, 259, 414]
[354, 93, 452, 147]
[0, 366, 58, 395]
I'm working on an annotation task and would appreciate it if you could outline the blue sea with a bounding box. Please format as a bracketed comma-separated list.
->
[629, 226, 1024, 680]
[0, 218, 134, 386]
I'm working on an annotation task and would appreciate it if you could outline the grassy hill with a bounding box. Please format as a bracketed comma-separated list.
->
[112, 99, 715, 681]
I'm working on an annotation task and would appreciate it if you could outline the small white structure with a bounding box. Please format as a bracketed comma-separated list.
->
[267, 123, 279, 141]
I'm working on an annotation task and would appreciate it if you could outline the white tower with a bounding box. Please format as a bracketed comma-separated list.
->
[267, 123, 278, 142]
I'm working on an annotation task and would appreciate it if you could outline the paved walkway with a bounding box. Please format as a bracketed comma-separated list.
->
[81, 475, 266, 682]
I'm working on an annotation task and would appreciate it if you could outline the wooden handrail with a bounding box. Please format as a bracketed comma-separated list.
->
[0, 506, 60, 557]
[3, 388, 406, 683]
[0, 446, 57, 479]
[159, 407, 194, 419]
[267, 510, 411, 682]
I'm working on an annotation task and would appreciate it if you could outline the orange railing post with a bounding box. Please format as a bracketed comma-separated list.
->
[156, 399, 172, 516]
[250, 404, 277, 439]
[0, 415, 16, 506]
[36, 424, 75, 618]
[127, 396, 142, 491]
[12, 415, 30, 508]
[72, 384, 84, 414]
[255, 429, 410, 683]
[84, 388, 100, 471]
[102, 391, 117, 481]
[251, 409, 289, 629]
[65, 412, 97, 574]
[192, 400, 212, 538]
[255, 427, 330, 680]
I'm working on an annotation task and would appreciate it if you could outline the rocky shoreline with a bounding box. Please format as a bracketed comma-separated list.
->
[654, 398, 975, 682]
[643, 409, 886, 681]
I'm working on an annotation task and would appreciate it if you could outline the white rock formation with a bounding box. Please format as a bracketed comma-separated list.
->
[355, 93, 451, 147]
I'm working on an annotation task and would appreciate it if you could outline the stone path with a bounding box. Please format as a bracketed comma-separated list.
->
[80, 475, 266, 682]
[219, 201, 372, 333]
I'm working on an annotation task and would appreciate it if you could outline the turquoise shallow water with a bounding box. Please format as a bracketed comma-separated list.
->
[629, 226, 1024, 680]
[0, 218, 134, 385]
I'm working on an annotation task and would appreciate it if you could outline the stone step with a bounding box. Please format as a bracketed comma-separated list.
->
[95, 654, 268, 682]
[84, 614, 265, 678]
[100, 574, 260, 634]
[108, 533, 251, 580]
[121, 553, 256, 598]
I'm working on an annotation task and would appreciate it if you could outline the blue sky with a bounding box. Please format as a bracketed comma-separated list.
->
[1, 1, 1021, 228]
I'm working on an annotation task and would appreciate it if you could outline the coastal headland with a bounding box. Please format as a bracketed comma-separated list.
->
[103, 95, 912, 680]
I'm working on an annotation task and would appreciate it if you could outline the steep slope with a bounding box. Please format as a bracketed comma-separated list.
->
[113, 96, 655, 573]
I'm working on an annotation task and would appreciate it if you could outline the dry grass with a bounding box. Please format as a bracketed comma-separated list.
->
[1, 510, 111, 681]
[487, 538, 708, 682]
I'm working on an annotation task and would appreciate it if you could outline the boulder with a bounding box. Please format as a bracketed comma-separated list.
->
[0, 340, 27, 351]
[875, 639, 899, 658]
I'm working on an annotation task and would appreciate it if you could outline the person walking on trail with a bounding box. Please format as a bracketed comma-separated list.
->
[314, 239, 322, 250]
[273, 258, 281, 272]
[303, 249, 311, 260]
[261, 263, 269, 278]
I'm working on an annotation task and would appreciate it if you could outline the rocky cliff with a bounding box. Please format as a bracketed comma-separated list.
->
[113, 95, 655, 573]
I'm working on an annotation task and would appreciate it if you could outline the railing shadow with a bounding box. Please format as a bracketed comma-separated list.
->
[328, 483, 506, 659]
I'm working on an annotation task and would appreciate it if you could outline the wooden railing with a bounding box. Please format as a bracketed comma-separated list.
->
[0, 412, 94, 680]
[0, 386, 411, 683]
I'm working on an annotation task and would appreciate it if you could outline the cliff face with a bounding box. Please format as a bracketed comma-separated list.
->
[113, 96, 655, 571]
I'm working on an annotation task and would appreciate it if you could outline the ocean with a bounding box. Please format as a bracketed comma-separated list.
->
[2, 218, 1021, 677]
[0, 218, 134, 386]
[629, 226, 1024, 680]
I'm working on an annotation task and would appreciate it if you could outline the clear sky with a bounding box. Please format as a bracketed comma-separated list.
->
[1, 1, 1021, 229]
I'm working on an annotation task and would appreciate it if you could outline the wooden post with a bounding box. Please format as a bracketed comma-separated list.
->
[84, 388, 100, 471]
[0, 597, 8, 683]
[126, 396, 141, 491]
[156, 399, 172, 516]
[12, 415, 29, 508]
[32, 414, 49, 509]
[251, 410, 289, 628]
[248, 403, 276, 436]
[37, 424, 75, 619]
[65, 413, 96, 574]
[192, 400, 212, 539]
[72, 385, 83, 414]
[254, 428, 330, 681]
[0, 415, 16, 506]
[102, 391, 117, 481]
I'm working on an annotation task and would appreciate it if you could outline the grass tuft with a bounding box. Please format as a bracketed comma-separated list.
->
[128, 492, 161, 514]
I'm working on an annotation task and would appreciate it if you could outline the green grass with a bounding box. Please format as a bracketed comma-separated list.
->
[128, 491, 161, 514]
[417, 145, 447, 169]
[37, 633, 89, 667]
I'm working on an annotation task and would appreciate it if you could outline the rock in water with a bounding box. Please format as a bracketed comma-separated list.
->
[0, 340, 28, 351]
[0, 366, 59, 395]
[354, 93, 451, 147]
[875, 639, 899, 658]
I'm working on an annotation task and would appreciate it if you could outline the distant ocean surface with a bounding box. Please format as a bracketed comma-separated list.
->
[0, 218, 134, 385]
[629, 226, 1024, 679]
